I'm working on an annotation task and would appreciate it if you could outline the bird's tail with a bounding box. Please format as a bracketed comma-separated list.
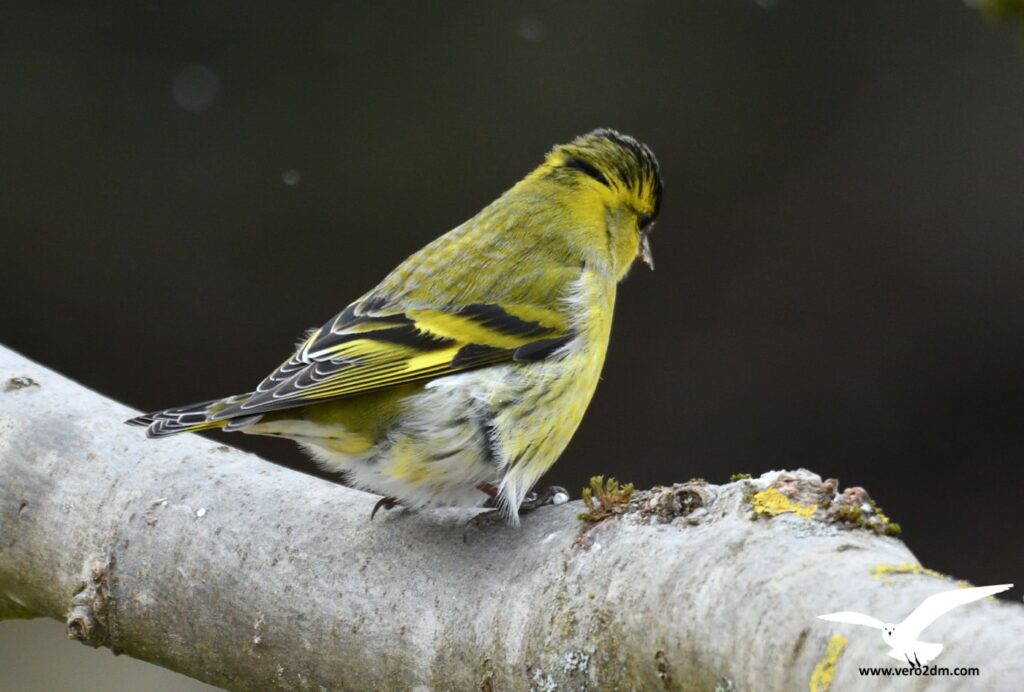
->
[126, 394, 261, 438]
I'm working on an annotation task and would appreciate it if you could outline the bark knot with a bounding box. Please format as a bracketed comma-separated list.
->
[66, 558, 115, 648]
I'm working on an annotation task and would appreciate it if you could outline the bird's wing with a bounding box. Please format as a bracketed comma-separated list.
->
[818, 612, 885, 629]
[211, 298, 573, 420]
[898, 584, 1012, 640]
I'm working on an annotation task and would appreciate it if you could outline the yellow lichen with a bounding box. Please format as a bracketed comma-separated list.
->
[870, 562, 970, 588]
[808, 634, 846, 692]
[729, 472, 752, 482]
[751, 487, 817, 519]
[871, 562, 946, 584]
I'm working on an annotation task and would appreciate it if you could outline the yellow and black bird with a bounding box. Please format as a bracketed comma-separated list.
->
[128, 129, 663, 524]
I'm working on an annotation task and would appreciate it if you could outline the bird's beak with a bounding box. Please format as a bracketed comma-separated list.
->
[639, 233, 654, 270]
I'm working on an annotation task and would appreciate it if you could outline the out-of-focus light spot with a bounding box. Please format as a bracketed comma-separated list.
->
[282, 169, 302, 186]
[172, 64, 221, 113]
[517, 17, 545, 42]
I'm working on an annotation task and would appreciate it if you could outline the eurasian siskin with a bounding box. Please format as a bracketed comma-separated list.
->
[128, 128, 663, 524]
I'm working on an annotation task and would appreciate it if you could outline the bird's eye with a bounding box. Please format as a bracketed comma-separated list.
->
[638, 214, 653, 231]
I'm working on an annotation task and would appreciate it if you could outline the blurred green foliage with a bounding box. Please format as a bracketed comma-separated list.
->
[978, 0, 1024, 38]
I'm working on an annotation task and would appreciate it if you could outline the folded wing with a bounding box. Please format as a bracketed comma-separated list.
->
[211, 298, 572, 420]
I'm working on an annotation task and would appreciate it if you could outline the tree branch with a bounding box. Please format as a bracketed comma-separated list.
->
[1, 344, 1020, 690]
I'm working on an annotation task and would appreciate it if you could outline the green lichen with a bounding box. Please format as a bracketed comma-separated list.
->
[578, 476, 635, 522]
[825, 494, 901, 537]
[729, 472, 752, 482]
[833, 504, 861, 523]
[870, 501, 902, 537]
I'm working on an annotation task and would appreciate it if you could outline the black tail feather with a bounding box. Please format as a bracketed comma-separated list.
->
[125, 394, 256, 437]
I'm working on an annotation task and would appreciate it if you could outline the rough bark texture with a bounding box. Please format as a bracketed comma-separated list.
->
[0, 345, 1020, 691]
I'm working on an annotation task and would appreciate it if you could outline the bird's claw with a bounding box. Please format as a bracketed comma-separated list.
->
[464, 485, 570, 531]
[519, 485, 570, 512]
[370, 496, 400, 520]
[465, 508, 503, 530]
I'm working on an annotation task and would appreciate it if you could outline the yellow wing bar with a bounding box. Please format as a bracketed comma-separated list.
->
[210, 302, 571, 420]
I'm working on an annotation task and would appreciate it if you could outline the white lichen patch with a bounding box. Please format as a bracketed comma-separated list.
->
[528, 665, 558, 692]
[562, 650, 590, 674]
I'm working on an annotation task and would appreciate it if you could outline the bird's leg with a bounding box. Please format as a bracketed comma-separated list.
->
[465, 482, 503, 528]
[370, 495, 400, 520]
[476, 481, 499, 508]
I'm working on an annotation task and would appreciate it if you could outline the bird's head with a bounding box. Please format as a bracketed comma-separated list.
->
[882, 625, 897, 643]
[541, 129, 663, 280]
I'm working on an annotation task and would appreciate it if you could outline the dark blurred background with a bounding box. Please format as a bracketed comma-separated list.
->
[2, 0, 1022, 611]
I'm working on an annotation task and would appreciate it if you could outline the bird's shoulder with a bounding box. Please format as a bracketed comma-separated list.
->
[373, 197, 593, 308]
[214, 193, 610, 419]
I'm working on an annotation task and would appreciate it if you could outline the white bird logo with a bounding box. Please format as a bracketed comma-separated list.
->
[818, 584, 1012, 667]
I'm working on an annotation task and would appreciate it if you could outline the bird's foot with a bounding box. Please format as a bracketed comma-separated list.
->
[519, 485, 570, 512]
[905, 653, 923, 670]
[465, 508, 503, 530]
[370, 495, 400, 520]
[465, 485, 570, 530]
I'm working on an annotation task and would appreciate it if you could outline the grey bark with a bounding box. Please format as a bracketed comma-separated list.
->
[0, 344, 1020, 691]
